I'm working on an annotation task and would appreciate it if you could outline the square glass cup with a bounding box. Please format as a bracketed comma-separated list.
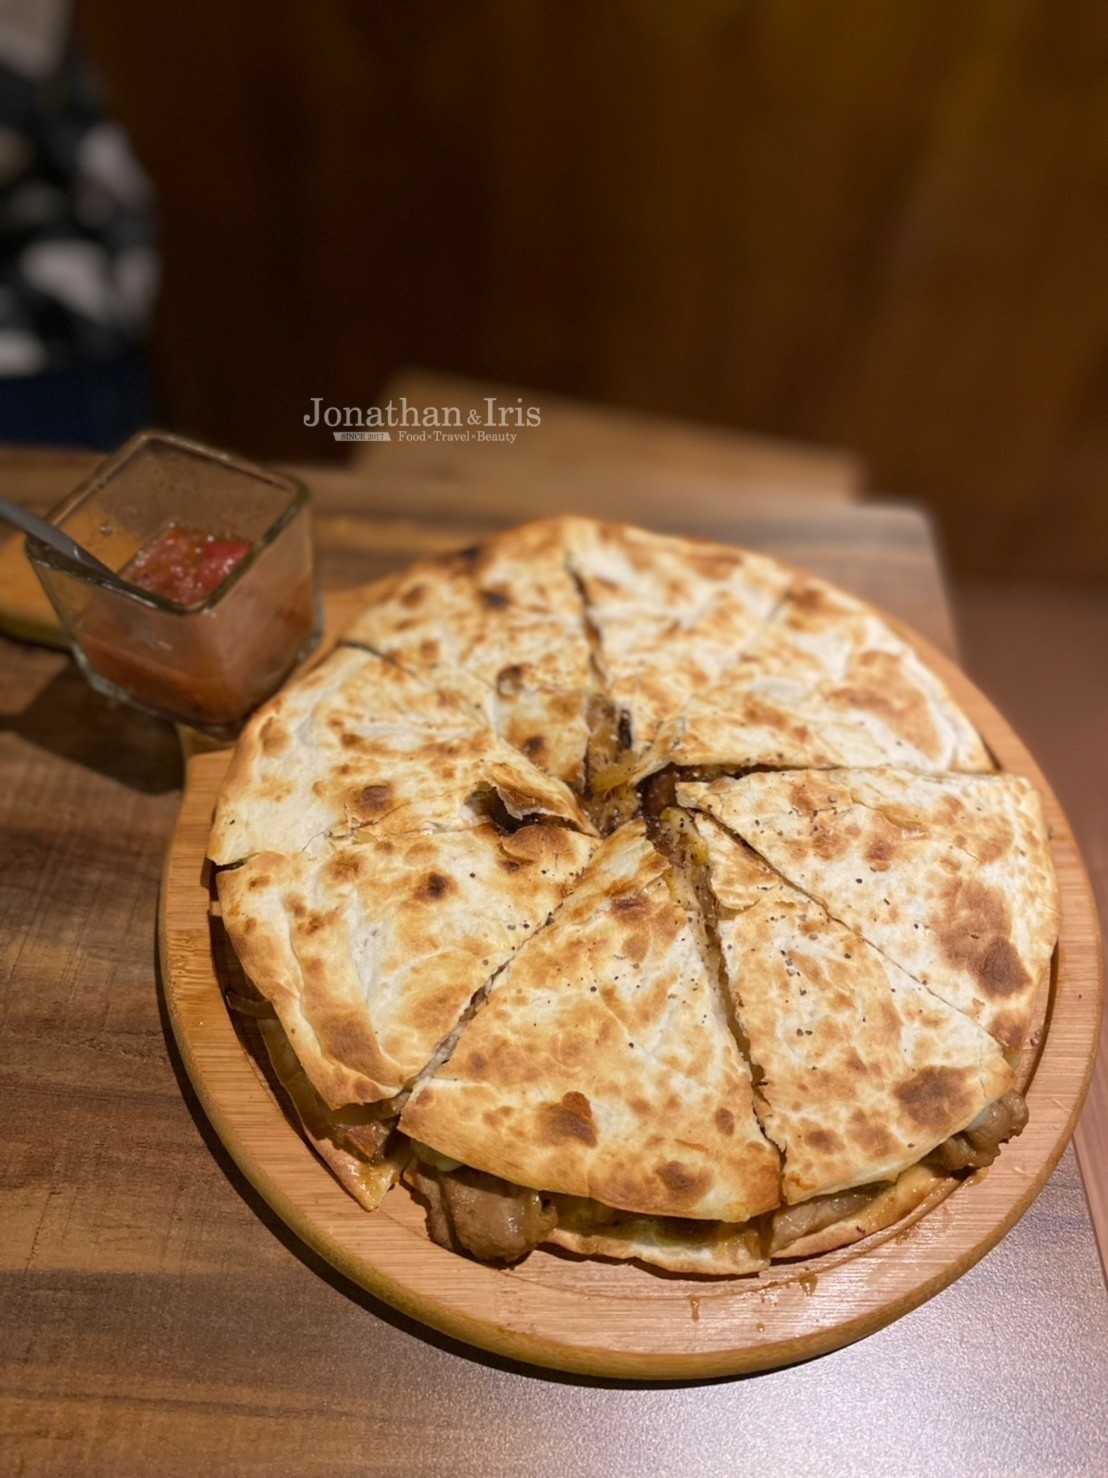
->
[26, 431, 321, 736]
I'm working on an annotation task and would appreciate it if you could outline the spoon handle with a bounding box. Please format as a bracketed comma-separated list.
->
[0, 495, 116, 578]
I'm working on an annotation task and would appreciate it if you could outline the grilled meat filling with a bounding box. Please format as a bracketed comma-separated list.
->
[929, 1090, 1029, 1171]
[767, 1185, 883, 1254]
[584, 694, 638, 833]
[404, 1079, 1028, 1267]
[406, 1159, 557, 1264]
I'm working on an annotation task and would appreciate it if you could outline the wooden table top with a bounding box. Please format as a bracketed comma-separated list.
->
[2, 448, 1106, 1475]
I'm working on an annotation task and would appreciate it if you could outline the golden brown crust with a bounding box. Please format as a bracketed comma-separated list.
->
[680, 767, 1058, 1051]
[563, 517, 791, 755]
[343, 519, 597, 787]
[218, 821, 598, 1107]
[645, 575, 991, 776]
[210, 644, 593, 865]
[400, 822, 782, 1224]
[692, 815, 1015, 1203]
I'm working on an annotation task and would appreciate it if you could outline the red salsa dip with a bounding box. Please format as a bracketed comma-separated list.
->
[123, 522, 252, 604]
[73, 514, 317, 731]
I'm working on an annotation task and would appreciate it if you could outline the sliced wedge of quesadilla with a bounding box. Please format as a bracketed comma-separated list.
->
[652, 575, 991, 775]
[693, 813, 1019, 1203]
[564, 517, 791, 756]
[343, 520, 597, 787]
[210, 644, 592, 864]
[680, 767, 1058, 1052]
[399, 820, 781, 1226]
[217, 820, 598, 1114]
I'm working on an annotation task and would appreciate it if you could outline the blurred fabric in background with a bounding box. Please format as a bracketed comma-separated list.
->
[0, 0, 156, 447]
[55, 0, 1108, 578]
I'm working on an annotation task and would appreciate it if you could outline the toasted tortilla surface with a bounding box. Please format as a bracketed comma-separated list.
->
[400, 822, 782, 1224]
[656, 576, 991, 775]
[680, 767, 1058, 1051]
[343, 519, 596, 786]
[693, 814, 1015, 1203]
[564, 518, 789, 754]
[218, 822, 597, 1107]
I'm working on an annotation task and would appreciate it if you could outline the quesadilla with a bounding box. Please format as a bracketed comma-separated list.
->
[399, 822, 781, 1228]
[692, 812, 1017, 1203]
[679, 767, 1058, 1052]
[218, 820, 598, 1111]
[210, 643, 592, 863]
[563, 518, 790, 754]
[638, 576, 992, 777]
[209, 516, 1049, 1277]
[343, 520, 597, 787]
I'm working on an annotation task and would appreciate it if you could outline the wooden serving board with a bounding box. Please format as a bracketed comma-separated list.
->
[158, 637, 1102, 1380]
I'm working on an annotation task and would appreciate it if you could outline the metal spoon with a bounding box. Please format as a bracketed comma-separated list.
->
[0, 495, 117, 578]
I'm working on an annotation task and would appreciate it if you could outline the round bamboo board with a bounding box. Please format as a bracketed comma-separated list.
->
[158, 632, 1102, 1380]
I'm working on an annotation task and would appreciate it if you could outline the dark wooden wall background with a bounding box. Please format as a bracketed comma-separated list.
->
[79, 0, 1108, 579]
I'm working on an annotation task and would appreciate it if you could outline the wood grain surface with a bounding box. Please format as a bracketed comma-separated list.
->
[353, 368, 863, 509]
[0, 444, 953, 657]
[158, 634, 1101, 1378]
[3, 453, 1107, 1473]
